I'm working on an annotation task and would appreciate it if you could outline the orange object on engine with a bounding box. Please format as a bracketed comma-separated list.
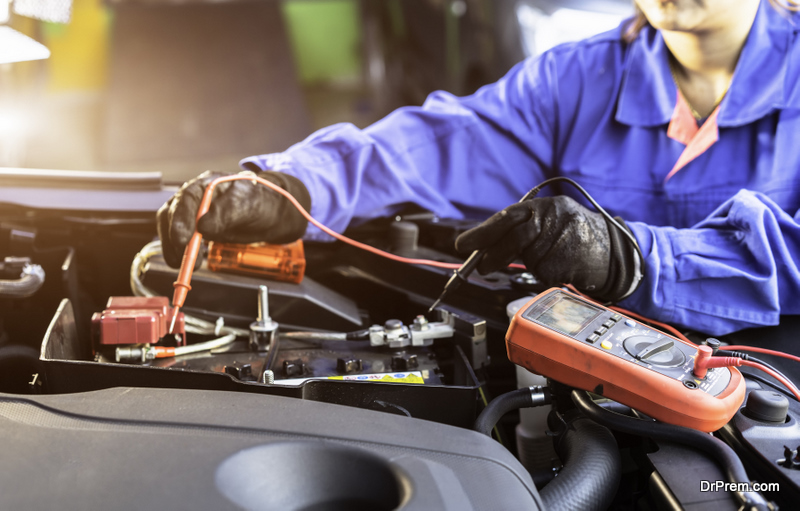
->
[207, 240, 306, 284]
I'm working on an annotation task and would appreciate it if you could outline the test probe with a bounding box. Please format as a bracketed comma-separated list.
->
[428, 177, 644, 313]
[169, 175, 641, 332]
[169, 172, 519, 332]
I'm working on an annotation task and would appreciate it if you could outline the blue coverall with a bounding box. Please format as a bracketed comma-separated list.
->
[242, 0, 800, 336]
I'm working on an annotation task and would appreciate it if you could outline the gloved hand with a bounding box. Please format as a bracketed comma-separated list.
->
[455, 196, 640, 302]
[157, 170, 312, 268]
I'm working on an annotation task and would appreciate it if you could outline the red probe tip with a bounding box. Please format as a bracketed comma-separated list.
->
[169, 307, 179, 334]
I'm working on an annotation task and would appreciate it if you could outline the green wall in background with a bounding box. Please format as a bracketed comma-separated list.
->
[282, 0, 362, 85]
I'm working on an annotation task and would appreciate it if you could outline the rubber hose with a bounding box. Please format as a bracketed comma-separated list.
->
[539, 413, 621, 511]
[571, 390, 771, 511]
[474, 387, 535, 436]
[0, 264, 45, 299]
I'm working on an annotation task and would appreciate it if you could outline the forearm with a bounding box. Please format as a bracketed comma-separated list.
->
[240, 58, 558, 239]
[619, 190, 800, 335]
[242, 120, 470, 239]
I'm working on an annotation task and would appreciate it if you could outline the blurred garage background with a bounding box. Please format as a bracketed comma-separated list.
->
[0, 0, 632, 184]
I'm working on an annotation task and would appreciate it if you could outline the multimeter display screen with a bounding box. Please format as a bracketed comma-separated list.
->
[535, 296, 601, 335]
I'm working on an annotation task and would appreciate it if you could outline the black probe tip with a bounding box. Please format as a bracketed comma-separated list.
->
[427, 295, 445, 314]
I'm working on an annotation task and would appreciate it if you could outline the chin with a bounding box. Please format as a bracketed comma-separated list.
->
[637, 0, 703, 32]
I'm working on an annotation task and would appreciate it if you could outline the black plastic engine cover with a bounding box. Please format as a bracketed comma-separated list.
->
[142, 253, 364, 331]
[0, 387, 543, 510]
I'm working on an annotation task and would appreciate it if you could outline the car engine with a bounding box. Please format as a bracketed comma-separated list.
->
[0, 171, 798, 510]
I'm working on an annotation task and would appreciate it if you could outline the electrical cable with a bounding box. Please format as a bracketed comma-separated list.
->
[151, 333, 238, 358]
[570, 390, 772, 511]
[521, 177, 645, 277]
[742, 356, 794, 388]
[170, 173, 643, 321]
[695, 347, 800, 400]
[280, 331, 347, 341]
[720, 345, 800, 365]
[429, 176, 645, 312]
[427, 185, 544, 312]
[740, 372, 799, 402]
[183, 173, 526, 275]
[722, 352, 799, 395]
[280, 329, 370, 341]
[152, 173, 800, 394]
[165, 172, 528, 332]
[740, 360, 800, 401]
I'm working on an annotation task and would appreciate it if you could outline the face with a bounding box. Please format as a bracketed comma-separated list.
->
[634, 0, 751, 33]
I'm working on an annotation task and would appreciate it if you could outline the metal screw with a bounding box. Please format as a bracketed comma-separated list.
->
[262, 369, 275, 384]
[258, 285, 269, 322]
[250, 285, 278, 351]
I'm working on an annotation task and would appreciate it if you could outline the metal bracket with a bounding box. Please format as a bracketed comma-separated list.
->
[369, 312, 455, 348]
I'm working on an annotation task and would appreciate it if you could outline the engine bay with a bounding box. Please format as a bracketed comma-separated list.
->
[1, 175, 799, 510]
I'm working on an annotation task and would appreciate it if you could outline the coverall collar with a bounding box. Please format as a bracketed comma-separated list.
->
[616, 0, 796, 128]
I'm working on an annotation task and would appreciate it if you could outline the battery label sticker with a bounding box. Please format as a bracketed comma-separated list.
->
[277, 371, 424, 386]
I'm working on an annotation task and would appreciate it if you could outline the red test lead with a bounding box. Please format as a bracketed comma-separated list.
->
[168, 172, 528, 332]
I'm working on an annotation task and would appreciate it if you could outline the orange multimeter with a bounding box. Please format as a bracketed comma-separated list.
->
[207, 240, 306, 284]
[506, 288, 746, 432]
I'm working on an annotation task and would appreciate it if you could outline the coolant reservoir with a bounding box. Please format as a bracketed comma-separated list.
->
[207, 240, 306, 284]
[507, 296, 558, 484]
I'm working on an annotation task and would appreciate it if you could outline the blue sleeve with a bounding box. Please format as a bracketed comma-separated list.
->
[240, 57, 558, 240]
[620, 190, 800, 336]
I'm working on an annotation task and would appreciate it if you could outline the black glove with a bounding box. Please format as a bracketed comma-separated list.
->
[157, 170, 312, 268]
[455, 196, 640, 302]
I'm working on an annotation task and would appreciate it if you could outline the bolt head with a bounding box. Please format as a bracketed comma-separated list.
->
[384, 319, 403, 331]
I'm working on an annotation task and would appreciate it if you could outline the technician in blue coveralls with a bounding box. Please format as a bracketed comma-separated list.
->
[158, 0, 800, 337]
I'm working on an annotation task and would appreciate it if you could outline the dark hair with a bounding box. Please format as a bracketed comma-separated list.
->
[622, 0, 799, 44]
[622, 8, 648, 44]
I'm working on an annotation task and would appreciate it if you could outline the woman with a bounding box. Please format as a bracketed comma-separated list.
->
[159, 0, 800, 335]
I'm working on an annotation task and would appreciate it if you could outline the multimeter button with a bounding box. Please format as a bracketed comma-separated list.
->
[624, 319, 636, 327]
[586, 333, 600, 343]
[610, 314, 622, 322]
[600, 340, 613, 350]
[602, 320, 615, 329]
[595, 326, 608, 335]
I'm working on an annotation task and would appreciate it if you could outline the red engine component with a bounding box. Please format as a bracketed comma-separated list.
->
[92, 296, 185, 348]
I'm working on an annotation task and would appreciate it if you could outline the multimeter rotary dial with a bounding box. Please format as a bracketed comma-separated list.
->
[623, 335, 686, 368]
